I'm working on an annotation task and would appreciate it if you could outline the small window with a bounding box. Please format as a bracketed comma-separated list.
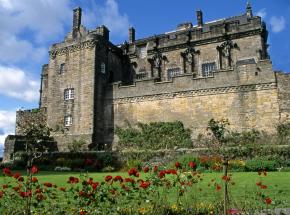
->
[202, 63, 216, 77]
[101, 63, 106, 74]
[139, 46, 147, 59]
[167, 67, 181, 79]
[64, 115, 73, 126]
[136, 73, 147, 80]
[64, 88, 74, 100]
[59, 63, 66, 74]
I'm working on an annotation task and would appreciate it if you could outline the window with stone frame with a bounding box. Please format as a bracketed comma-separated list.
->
[202, 62, 216, 77]
[64, 115, 73, 127]
[139, 46, 147, 59]
[167, 67, 181, 79]
[64, 88, 74, 100]
[59, 63, 66, 74]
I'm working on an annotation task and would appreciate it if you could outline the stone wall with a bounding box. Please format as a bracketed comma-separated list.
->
[104, 60, 280, 147]
[276, 72, 290, 122]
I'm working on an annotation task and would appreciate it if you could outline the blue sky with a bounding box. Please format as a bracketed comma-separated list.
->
[0, 0, 289, 155]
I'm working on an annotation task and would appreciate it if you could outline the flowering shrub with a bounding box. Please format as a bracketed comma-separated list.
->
[0, 164, 279, 215]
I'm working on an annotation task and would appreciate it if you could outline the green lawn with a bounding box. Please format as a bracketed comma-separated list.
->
[1, 171, 290, 207]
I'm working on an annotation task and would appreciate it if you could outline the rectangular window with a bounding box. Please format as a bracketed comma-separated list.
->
[59, 63, 66, 74]
[139, 46, 147, 59]
[100, 63, 106, 74]
[136, 73, 147, 80]
[202, 62, 216, 77]
[64, 115, 73, 126]
[167, 67, 181, 79]
[64, 88, 74, 100]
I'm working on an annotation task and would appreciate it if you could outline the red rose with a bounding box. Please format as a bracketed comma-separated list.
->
[35, 188, 42, 194]
[105, 175, 113, 182]
[68, 176, 79, 184]
[91, 182, 99, 190]
[256, 181, 262, 186]
[140, 181, 150, 189]
[158, 170, 166, 178]
[31, 166, 38, 174]
[124, 178, 135, 183]
[79, 191, 85, 196]
[216, 184, 222, 191]
[175, 162, 181, 169]
[260, 185, 267, 189]
[265, 197, 272, 204]
[143, 166, 150, 173]
[31, 177, 38, 183]
[59, 187, 66, 192]
[128, 168, 139, 177]
[13, 172, 21, 179]
[222, 175, 231, 181]
[18, 176, 24, 182]
[2, 167, 12, 176]
[43, 182, 52, 187]
[2, 184, 8, 189]
[80, 210, 86, 215]
[114, 175, 123, 182]
[189, 161, 196, 169]
[0, 191, 3, 198]
[153, 166, 158, 172]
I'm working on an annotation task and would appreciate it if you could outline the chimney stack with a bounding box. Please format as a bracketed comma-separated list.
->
[73, 7, 82, 38]
[196, 10, 203, 27]
[246, 1, 253, 18]
[129, 27, 135, 43]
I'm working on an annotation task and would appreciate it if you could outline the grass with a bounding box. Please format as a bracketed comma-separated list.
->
[1, 171, 290, 207]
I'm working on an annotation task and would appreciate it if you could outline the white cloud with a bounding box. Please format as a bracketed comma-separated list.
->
[270, 16, 286, 33]
[256, 8, 267, 19]
[0, 110, 16, 152]
[0, 65, 40, 102]
[0, 0, 71, 65]
[83, 0, 130, 38]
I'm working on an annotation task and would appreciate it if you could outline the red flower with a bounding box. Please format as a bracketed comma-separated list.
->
[222, 175, 231, 181]
[59, 187, 66, 192]
[31, 166, 38, 174]
[19, 190, 32, 198]
[260, 185, 268, 189]
[165, 169, 177, 175]
[2, 167, 12, 176]
[265, 197, 272, 205]
[91, 182, 99, 190]
[256, 181, 262, 186]
[140, 181, 150, 189]
[153, 166, 158, 172]
[128, 168, 139, 177]
[36, 193, 45, 201]
[2, 184, 8, 189]
[189, 161, 196, 169]
[80, 210, 86, 215]
[0, 191, 3, 198]
[124, 178, 135, 183]
[175, 162, 181, 169]
[43, 182, 53, 187]
[35, 188, 42, 194]
[13, 172, 21, 179]
[216, 184, 222, 191]
[105, 175, 113, 182]
[143, 166, 150, 173]
[158, 170, 166, 178]
[68, 176, 79, 184]
[79, 191, 85, 196]
[31, 177, 38, 183]
[227, 208, 239, 215]
[18, 176, 24, 182]
[114, 175, 123, 182]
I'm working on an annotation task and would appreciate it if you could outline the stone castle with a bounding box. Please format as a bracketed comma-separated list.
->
[4, 3, 290, 160]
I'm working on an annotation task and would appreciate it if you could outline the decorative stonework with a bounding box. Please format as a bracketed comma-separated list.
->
[49, 40, 96, 59]
[112, 83, 277, 104]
